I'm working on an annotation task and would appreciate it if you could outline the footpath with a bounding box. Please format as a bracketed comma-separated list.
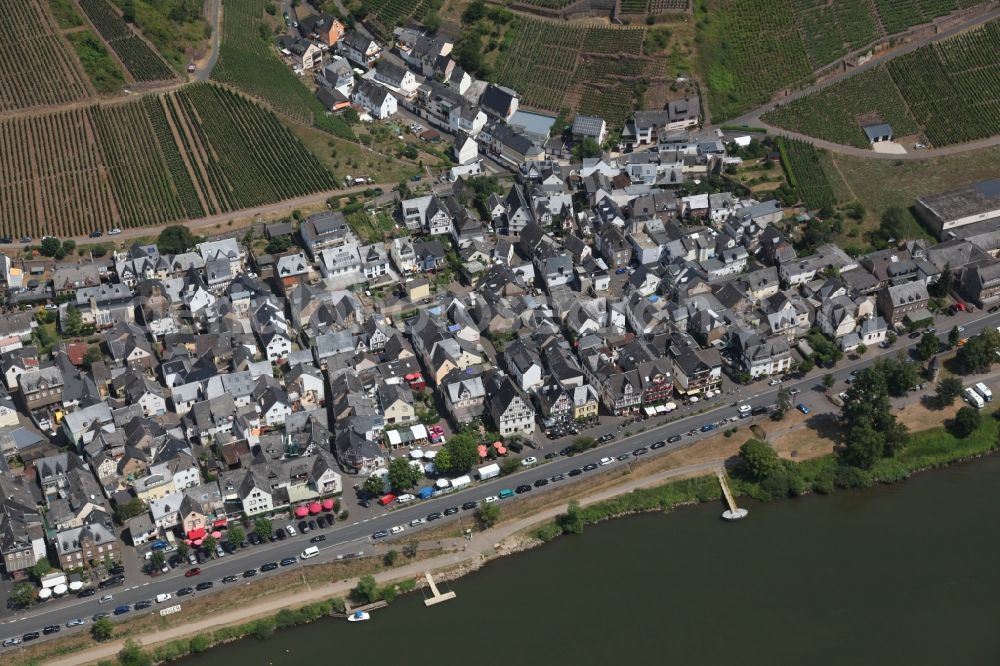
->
[46, 458, 725, 666]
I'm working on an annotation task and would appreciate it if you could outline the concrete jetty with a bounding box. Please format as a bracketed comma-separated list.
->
[718, 471, 748, 521]
[423, 571, 457, 606]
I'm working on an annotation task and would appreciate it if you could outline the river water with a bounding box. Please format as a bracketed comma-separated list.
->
[181, 456, 1000, 665]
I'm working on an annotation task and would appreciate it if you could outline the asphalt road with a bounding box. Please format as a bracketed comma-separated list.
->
[3, 309, 998, 649]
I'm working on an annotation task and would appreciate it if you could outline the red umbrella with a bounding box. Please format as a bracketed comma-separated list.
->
[210, 531, 222, 539]
[477, 444, 488, 458]
[294, 506, 309, 518]
[322, 499, 335, 511]
[193, 539, 203, 546]
[495, 445, 507, 456]
[309, 502, 321, 514]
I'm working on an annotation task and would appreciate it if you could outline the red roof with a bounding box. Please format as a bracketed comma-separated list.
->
[187, 527, 206, 540]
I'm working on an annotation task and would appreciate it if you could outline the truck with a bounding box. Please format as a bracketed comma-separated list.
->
[974, 382, 993, 403]
[964, 387, 985, 409]
[477, 463, 501, 481]
[417, 486, 434, 500]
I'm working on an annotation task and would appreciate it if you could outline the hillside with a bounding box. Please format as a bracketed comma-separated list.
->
[762, 18, 1000, 148]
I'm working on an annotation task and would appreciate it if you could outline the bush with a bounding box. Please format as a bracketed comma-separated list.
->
[833, 465, 873, 489]
[189, 634, 211, 653]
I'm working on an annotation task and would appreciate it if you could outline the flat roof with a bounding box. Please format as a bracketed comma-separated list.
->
[919, 179, 1000, 222]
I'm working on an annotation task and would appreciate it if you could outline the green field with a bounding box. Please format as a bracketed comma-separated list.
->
[360, 0, 432, 41]
[0, 83, 339, 239]
[697, 0, 978, 121]
[212, 0, 354, 138]
[67, 30, 128, 95]
[0, 0, 91, 111]
[763, 19, 1000, 147]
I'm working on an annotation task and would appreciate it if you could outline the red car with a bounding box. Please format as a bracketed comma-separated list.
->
[184, 567, 202, 577]
[377, 493, 396, 506]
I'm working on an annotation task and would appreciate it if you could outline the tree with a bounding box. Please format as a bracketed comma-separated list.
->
[916, 332, 940, 361]
[871, 206, 909, 246]
[856, 342, 868, 355]
[149, 550, 165, 570]
[887, 331, 898, 345]
[499, 456, 520, 476]
[10, 581, 34, 608]
[118, 639, 151, 666]
[952, 406, 981, 437]
[383, 549, 399, 566]
[935, 376, 964, 407]
[39, 237, 62, 257]
[203, 536, 217, 553]
[387, 457, 422, 491]
[822, 373, 834, 389]
[176, 541, 189, 558]
[156, 225, 196, 254]
[265, 235, 291, 255]
[434, 433, 479, 476]
[353, 574, 379, 604]
[772, 387, 792, 420]
[556, 500, 584, 534]
[362, 474, 387, 497]
[92, 617, 114, 641]
[115, 497, 146, 523]
[878, 357, 920, 397]
[929, 263, 953, 298]
[948, 326, 961, 348]
[253, 517, 272, 540]
[29, 557, 51, 581]
[572, 137, 601, 160]
[739, 439, 781, 481]
[64, 305, 83, 336]
[474, 502, 500, 529]
[839, 364, 909, 468]
[461, 0, 485, 23]
[955, 330, 1000, 375]
[83, 346, 103, 368]
[227, 525, 245, 547]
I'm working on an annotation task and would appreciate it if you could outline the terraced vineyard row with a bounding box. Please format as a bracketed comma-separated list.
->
[77, 0, 175, 82]
[362, 0, 429, 40]
[212, 0, 353, 138]
[764, 18, 1000, 147]
[700, 0, 986, 121]
[762, 68, 920, 148]
[0, 83, 339, 239]
[494, 18, 653, 124]
[0, 109, 118, 238]
[0, 0, 91, 111]
[778, 138, 839, 210]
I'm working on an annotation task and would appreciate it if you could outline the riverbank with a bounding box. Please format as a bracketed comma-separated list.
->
[19, 402, 1000, 666]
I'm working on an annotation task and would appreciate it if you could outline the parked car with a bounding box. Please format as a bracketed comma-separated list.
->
[372, 530, 389, 539]
[78, 588, 96, 598]
[443, 507, 459, 516]
[66, 619, 86, 628]
[176, 587, 194, 596]
[195, 581, 213, 591]
[534, 478, 549, 487]
[797, 403, 811, 414]
[260, 562, 279, 572]
[43, 625, 61, 635]
[461, 501, 477, 510]
[521, 456, 537, 466]
[243, 569, 258, 578]
[280, 557, 298, 567]
[222, 575, 239, 584]
[310, 534, 327, 543]
[113, 605, 131, 615]
[134, 600, 153, 610]
[426, 512, 442, 521]
[285, 524, 297, 537]
[22, 632, 39, 641]
[515, 484, 532, 493]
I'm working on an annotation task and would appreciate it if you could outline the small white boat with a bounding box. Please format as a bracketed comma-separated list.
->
[347, 611, 370, 622]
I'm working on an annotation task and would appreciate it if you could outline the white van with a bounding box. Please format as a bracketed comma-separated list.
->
[737, 404, 751, 417]
[300, 546, 320, 559]
[964, 387, 985, 409]
[155, 593, 172, 603]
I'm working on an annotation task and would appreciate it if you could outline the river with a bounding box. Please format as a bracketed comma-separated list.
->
[181, 456, 1000, 665]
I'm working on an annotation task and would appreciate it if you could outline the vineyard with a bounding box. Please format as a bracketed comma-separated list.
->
[763, 18, 1000, 148]
[0, 0, 91, 111]
[494, 18, 657, 126]
[361, 0, 431, 41]
[699, 0, 985, 121]
[212, 0, 353, 138]
[777, 138, 839, 210]
[0, 83, 339, 239]
[77, 0, 175, 82]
